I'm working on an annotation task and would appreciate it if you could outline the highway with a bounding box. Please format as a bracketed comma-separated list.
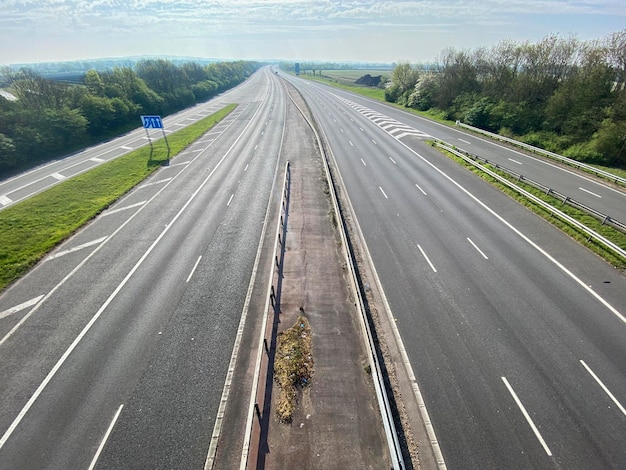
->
[303, 83, 626, 223]
[285, 74, 626, 469]
[0, 72, 270, 211]
[0, 67, 286, 469]
[1, 65, 625, 470]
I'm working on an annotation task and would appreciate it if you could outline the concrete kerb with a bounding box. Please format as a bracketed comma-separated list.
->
[240, 161, 291, 470]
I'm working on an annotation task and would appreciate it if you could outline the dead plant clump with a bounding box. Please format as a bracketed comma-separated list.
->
[274, 315, 314, 423]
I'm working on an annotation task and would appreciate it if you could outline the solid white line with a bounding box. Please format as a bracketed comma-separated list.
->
[417, 244, 437, 272]
[102, 201, 147, 215]
[0, 100, 254, 451]
[459, 138, 471, 145]
[392, 139, 626, 324]
[379, 186, 388, 199]
[415, 183, 427, 196]
[87, 404, 124, 470]
[46, 237, 108, 260]
[227, 194, 234, 207]
[579, 187, 602, 198]
[502, 377, 552, 456]
[51, 172, 66, 181]
[186, 256, 202, 283]
[361, 159, 367, 167]
[467, 238, 489, 259]
[580, 360, 626, 417]
[0, 195, 12, 206]
[389, 157, 397, 165]
[138, 178, 172, 189]
[0, 295, 45, 320]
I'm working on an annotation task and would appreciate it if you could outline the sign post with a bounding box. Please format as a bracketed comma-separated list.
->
[141, 115, 170, 163]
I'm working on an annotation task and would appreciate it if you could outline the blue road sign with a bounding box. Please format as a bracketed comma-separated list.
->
[141, 115, 163, 129]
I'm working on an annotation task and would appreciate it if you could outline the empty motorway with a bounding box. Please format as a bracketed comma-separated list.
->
[1, 66, 625, 469]
[285, 74, 626, 469]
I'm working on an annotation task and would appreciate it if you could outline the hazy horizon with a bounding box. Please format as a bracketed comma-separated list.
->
[2, 1, 624, 66]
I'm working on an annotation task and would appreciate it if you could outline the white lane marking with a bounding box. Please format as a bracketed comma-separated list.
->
[467, 238, 489, 259]
[389, 157, 397, 165]
[120, 145, 133, 150]
[508, 158, 523, 165]
[51, 172, 66, 181]
[0, 98, 253, 450]
[379, 186, 388, 199]
[88, 404, 124, 470]
[90, 157, 104, 163]
[0, 195, 12, 206]
[227, 194, 234, 207]
[392, 138, 626, 324]
[244, 164, 249, 172]
[459, 138, 471, 145]
[46, 237, 108, 260]
[138, 178, 172, 189]
[361, 159, 367, 167]
[502, 377, 552, 456]
[372, 139, 377, 145]
[580, 360, 626, 417]
[415, 183, 427, 196]
[254, 145, 258, 151]
[0, 295, 45, 320]
[166, 161, 190, 168]
[349, 140, 353, 147]
[186, 256, 203, 283]
[579, 187, 602, 198]
[417, 244, 437, 272]
[359, 127, 364, 132]
[340, 128, 344, 133]
[102, 201, 147, 216]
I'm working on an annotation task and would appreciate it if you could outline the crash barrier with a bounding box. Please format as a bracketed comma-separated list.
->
[284, 86, 405, 469]
[436, 141, 626, 262]
[241, 160, 290, 469]
[457, 122, 626, 189]
[439, 141, 626, 235]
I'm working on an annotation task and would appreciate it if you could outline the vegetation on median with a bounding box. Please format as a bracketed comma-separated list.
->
[0, 104, 236, 291]
[274, 315, 314, 423]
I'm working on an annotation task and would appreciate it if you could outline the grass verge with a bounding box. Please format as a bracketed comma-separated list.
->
[434, 144, 626, 271]
[298, 72, 626, 181]
[274, 315, 314, 423]
[0, 104, 237, 291]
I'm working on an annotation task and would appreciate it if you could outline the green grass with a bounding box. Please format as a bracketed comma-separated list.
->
[0, 104, 237, 291]
[434, 144, 626, 271]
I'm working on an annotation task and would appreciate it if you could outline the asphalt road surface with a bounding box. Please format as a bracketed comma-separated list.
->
[297, 81, 626, 224]
[284, 74, 626, 469]
[0, 67, 286, 469]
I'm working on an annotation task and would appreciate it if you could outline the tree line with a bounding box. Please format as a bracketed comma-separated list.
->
[0, 60, 261, 177]
[386, 30, 626, 168]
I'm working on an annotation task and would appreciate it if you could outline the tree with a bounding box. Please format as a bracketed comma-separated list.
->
[391, 62, 419, 93]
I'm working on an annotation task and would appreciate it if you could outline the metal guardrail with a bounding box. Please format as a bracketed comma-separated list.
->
[284, 82, 405, 469]
[457, 122, 626, 188]
[436, 142, 626, 261]
[439, 142, 626, 235]
[239, 161, 291, 470]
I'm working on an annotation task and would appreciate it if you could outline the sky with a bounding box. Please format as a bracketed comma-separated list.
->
[1, 0, 625, 66]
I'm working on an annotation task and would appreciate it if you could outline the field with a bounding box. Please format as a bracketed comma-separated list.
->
[315, 69, 391, 86]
